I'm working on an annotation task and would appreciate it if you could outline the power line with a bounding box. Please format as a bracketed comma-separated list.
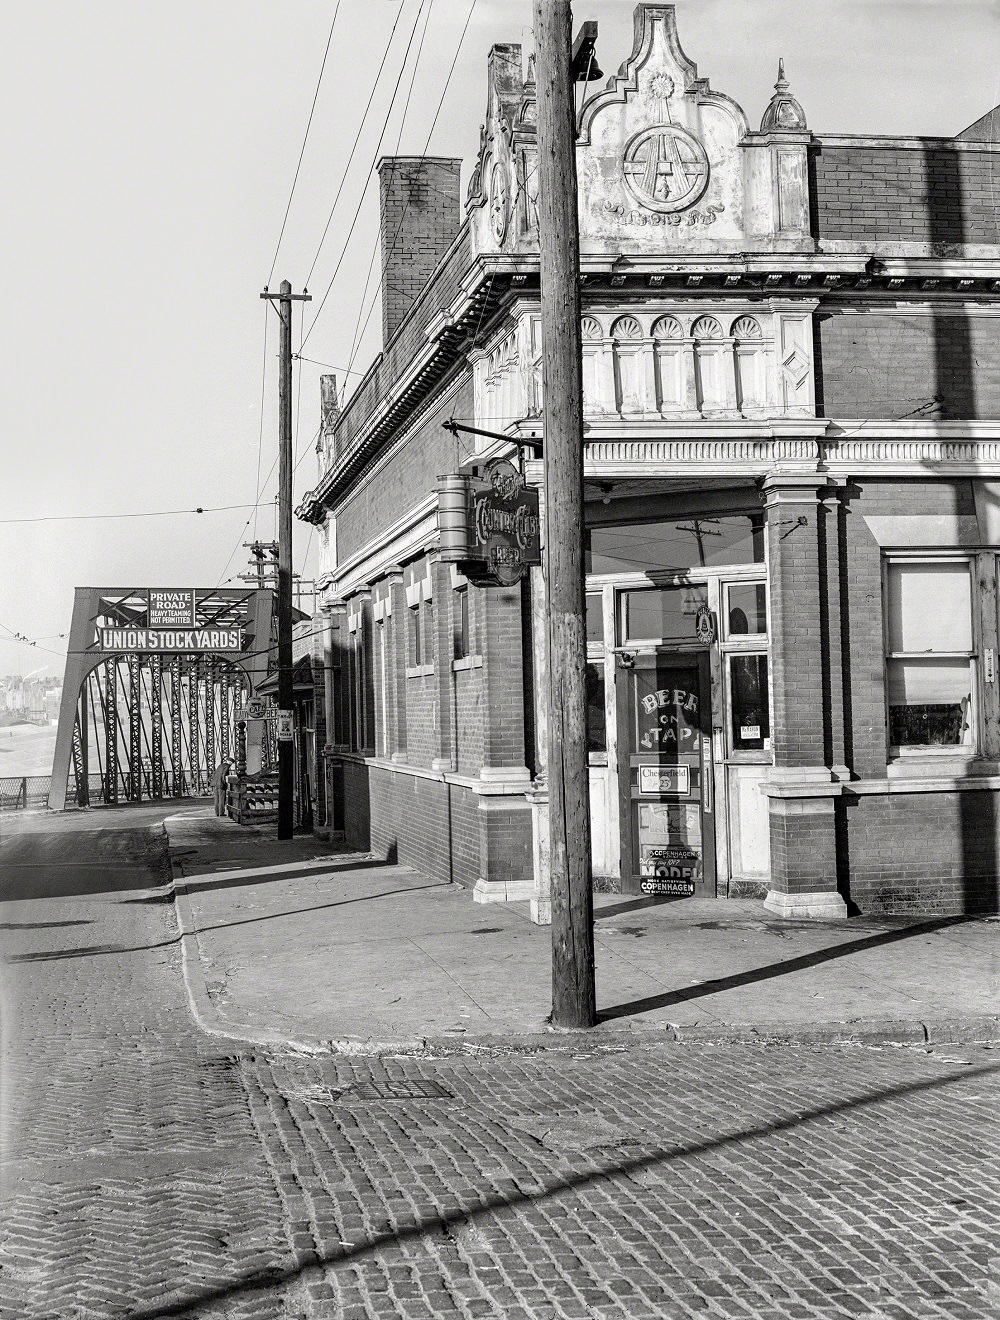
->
[345, 0, 436, 371]
[253, 303, 269, 541]
[292, 354, 367, 377]
[267, 1, 344, 286]
[0, 504, 258, 526]
[300, 0, 431, 351]
[302, 0, 413, 289]
[343, 0, 480, 375]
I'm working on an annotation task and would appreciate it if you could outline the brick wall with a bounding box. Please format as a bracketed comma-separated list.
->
[818, 311, 1000, 420]
[405, 671, 438, 769]
[812, 143, 1000, 245]
[842, 791, 1000, 914]
[379, 157, 462, 346]
[455, 666, 485, 774]
[335, 378, 473, 563]
[341, 758, 533, 892]
[769, 799, 839, 896]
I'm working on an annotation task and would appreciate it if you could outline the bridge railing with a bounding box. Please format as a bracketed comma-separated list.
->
[0, 776, 54, 811]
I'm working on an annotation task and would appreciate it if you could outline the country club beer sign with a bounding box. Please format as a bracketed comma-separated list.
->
[98, 590, 242, 652]
[437, 460, 541, 586]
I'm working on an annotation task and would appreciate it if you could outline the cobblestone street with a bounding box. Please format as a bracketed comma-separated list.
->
[1, 810, 998, 1319]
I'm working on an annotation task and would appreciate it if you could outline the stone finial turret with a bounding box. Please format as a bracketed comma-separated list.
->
[760, 58, 807, 132]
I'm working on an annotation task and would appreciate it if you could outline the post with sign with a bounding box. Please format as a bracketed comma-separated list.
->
[534, 0, 596, 1030]
[261, 279, 311, 839]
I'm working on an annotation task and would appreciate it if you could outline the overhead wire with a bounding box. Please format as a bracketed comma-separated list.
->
[253, 303, 269, 541]
[267, 0, 344, 286]
[300, 0, 432, 351]
[343, 0, 484, 377]
[345, 0, 436, 372]
[302, 0, 414, 290]
[0, 504, 259, 525]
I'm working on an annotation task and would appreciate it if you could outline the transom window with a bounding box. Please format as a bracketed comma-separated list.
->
[587, 514, 763, 576]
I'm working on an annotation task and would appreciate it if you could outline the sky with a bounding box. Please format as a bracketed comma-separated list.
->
[3, 0, 999, 680]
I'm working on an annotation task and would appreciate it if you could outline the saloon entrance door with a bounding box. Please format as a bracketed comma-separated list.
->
[617, 650, 715, 897]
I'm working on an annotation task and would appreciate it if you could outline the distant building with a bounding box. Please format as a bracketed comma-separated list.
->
[298, 4, 1000, 918]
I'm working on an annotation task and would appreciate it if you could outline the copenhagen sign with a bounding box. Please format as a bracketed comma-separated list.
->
[437, 459, 541, 587]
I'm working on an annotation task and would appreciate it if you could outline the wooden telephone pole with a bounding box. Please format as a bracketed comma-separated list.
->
[260, 279, 310, 840]
[534, 0, 596, 1028]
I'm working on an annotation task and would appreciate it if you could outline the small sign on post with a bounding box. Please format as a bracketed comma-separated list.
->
[277, 711, 294, 741]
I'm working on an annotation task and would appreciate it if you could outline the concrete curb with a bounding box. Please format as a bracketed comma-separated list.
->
[162, 826, 1000, 1058]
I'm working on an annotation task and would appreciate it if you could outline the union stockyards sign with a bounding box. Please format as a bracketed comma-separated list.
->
[468, 459, 541, 586]
[98, 589, 243, 652]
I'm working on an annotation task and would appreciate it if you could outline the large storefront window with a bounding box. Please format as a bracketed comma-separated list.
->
[620, 583, 708, 645]
[587, 514, 764, 575]
[885, 558, 974, 749]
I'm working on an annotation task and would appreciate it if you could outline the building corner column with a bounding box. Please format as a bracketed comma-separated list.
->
[762, 473, 847, 919]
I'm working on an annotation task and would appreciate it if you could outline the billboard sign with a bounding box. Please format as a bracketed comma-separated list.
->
[98, 626, 243, 652]
[148, 589, 196, 627]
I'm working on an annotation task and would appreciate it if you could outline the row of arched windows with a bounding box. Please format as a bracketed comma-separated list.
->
[582, 314, 764, 342]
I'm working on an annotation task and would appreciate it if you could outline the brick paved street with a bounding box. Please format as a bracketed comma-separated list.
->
[2, 808, 999, 1318]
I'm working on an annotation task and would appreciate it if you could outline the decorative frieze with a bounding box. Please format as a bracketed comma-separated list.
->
[474, 302, 817, 430]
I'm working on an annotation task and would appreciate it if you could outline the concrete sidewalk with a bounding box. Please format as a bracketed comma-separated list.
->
[163, 808, 999, 1053]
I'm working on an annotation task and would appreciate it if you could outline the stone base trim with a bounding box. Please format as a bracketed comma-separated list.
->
[764, 889, 848, 920]
[473, 879, 536, 904]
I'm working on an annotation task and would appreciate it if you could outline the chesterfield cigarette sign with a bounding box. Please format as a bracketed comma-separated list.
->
[468, 459, 541, 587]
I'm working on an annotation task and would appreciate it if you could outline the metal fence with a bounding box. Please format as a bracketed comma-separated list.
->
[0, 773, 216, 812]
[0, 776, 53, 811]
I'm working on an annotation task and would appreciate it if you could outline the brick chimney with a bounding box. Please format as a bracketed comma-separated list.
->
[378, 156, 462, 346]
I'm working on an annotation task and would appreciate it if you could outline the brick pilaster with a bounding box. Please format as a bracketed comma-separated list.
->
[388, 578, 409, 761]
[432, 560, 456, 773]
[762, 475, 846, 919]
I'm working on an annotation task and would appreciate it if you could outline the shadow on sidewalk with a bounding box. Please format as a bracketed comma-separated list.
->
[4, 882, 451, 962]
[124, 1061, 1000, 1320]
[598, 915, 969, 1022]
[127, 857, 392, 900]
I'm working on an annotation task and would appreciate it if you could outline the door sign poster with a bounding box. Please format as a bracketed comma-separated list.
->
[638, 764, 690, 795]
[639, 844, 700, 896]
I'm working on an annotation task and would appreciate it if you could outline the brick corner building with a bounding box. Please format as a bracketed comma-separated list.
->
[296, 4, 1000, 921]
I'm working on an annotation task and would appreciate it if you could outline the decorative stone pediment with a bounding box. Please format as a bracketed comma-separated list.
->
[467, 44, 537, 254]
[468, 4, 814, 260]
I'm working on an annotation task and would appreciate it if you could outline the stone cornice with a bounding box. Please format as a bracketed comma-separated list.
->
[815, 134, 1000, 152]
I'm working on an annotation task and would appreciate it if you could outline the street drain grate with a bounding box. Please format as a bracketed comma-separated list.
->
[311, 1080, 455, 1103]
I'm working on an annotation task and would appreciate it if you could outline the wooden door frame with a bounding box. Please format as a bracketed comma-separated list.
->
[616, 648, 715, 897]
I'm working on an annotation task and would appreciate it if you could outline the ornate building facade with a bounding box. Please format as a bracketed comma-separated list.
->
[298, 4, 1000, 919]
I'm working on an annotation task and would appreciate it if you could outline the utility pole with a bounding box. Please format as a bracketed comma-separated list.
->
[534, 0, 596, 1029]
[260, 279, 310, 839]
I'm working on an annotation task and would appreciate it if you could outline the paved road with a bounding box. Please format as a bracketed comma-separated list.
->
[1, 808, 998, 1319]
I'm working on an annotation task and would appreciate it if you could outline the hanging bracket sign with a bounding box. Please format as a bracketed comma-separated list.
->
[438, 460, 541, 587]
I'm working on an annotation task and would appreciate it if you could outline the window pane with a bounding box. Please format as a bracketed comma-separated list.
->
[585, 663, 606, 754]
[586, 593, 604, 646]
[727, 582, 767, 635]
[887, 658, 972, 745]
[453, 590, 469, 660]
[588, 514, 763, 574]
[886, 561, 972, 653]
[730, 654, 770, 751]
[622, 584, 708, 644]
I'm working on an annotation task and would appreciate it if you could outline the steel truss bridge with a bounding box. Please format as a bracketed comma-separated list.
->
[50, 588, 276, 811]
